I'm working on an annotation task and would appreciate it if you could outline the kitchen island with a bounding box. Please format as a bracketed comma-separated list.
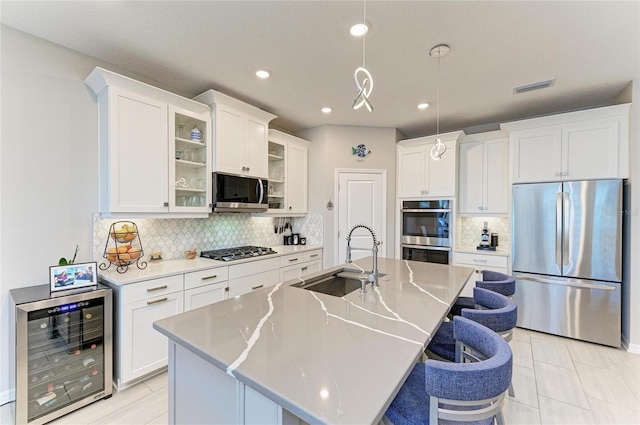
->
[153, 258, 472, 424]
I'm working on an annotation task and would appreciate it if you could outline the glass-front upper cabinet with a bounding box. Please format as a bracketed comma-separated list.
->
[169, 107, 212, 213]
[267, 140, 286, 213]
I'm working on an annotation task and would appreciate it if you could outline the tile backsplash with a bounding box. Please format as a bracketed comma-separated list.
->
[458, 216, 510, 250]
[93, 213, 323, 261]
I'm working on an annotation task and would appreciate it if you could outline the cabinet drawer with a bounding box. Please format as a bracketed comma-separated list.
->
[122, 275, 183, 304]
[184, 267, 229, 290]
[228, 269, 280, 298]
[280, 253, 305, 267]
[304, 250, 323, 262]
[229, 257, 280, 280]
[454, 252, 508, 269]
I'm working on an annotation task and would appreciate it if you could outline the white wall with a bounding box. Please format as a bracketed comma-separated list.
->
[620, 80, 640, 353]
[296, 125, 403, 269]
[0, 25, 186, 404]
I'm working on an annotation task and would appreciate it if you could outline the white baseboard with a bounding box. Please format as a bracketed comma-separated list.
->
[0, 388, 15, 406]
[621, 334, 640, 354]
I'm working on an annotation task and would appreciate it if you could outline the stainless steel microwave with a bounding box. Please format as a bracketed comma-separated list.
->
[212, 173, 268, 213]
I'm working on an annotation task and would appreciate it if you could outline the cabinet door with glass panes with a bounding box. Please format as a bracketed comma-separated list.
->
[267, 140, 286, 213]
[169, 107, 212, 213]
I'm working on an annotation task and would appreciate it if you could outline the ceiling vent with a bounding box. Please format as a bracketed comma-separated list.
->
[513, 79, 555, 94]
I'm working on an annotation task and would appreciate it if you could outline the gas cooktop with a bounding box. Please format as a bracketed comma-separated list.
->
[200, 246, 277, 262]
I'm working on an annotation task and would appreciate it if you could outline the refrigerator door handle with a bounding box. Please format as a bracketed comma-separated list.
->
[556, 192, 563, 267]
[563, 192, 570, 266]
[514, 274, 617, 291]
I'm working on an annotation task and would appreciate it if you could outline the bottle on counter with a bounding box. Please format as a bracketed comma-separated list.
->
[480, 221, 490, 247]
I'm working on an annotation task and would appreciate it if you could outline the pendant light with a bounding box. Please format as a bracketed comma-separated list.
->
[352, 0, 373, 112]
[430, 44, 450, 160]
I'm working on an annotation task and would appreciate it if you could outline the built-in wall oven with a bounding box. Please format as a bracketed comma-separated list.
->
[401, 200, 451, 264]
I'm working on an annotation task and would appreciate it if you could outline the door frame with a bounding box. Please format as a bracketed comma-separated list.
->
[334, 168, 388, 266]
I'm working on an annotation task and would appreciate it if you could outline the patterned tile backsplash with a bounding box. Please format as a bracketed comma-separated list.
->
[459, 217, 510, 249]
[93, 213, 323, 261]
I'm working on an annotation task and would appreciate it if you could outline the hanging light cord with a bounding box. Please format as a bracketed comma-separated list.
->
[436, 51, 440, 135]
[362, 0, 366, 68]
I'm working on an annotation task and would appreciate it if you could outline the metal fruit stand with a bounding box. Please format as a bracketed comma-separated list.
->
[99, 221, 147, 273]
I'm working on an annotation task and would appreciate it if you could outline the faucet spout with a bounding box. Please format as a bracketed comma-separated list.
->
[345, 224, 380, 287]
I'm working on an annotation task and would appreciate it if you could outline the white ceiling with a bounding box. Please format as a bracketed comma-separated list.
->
[1, 1, 639, 138]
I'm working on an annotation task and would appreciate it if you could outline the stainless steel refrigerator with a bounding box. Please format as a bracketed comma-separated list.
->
[512, 179, 622, 347]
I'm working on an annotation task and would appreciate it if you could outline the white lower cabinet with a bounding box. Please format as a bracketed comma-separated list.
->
[453, 252, 509, 298]
[184, 266, 229, 310]
[228, 257, 281, 297]
[106, 248, 323, 390]
[279, 249, 323, 282]
[122, 277, 184, 387]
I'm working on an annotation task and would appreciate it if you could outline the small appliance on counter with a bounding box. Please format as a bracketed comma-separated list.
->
[477, 221, 496, 251]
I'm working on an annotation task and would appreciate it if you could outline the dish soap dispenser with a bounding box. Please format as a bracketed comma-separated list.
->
[479, 221, 491, 249]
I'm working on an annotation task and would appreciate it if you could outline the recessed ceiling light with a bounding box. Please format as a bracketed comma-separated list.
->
[255, 69, 271, 79]
[321, 107, 333, 114]
[350, 22, 370, 37]
[417, 103, 430, 110]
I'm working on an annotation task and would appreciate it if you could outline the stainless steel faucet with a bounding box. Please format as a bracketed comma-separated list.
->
[345, 224, 380, 287]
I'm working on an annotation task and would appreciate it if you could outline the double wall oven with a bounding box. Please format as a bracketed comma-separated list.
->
[400, 200, 451, 264]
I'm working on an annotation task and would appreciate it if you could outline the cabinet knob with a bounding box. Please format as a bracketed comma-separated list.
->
[289, 206, 292, 210]
[242, 166, 246, 171]
[478, 206, 483, 210]
[164, 202, 169, 207]
[246, 167, 250, 172]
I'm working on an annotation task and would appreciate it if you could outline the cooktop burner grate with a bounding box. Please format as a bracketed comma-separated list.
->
[200, 246, 277, 262]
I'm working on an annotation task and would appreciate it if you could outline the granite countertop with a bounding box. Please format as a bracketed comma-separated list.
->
[154, 257, 473, 424]
[98, 245, 322, 286]
[455, 245, 510, 256]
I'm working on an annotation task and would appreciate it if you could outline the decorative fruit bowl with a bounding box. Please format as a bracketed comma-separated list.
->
[110, 222, 138, 243]
[100, 221, 147, 273]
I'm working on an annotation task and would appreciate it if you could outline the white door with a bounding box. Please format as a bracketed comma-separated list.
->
[336, 170, 386, 265]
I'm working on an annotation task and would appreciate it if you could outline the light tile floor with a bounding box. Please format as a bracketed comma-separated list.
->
[2, 328, 639, 424]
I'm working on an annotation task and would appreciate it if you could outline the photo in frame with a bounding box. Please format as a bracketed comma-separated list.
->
[49, 261, 98, 293]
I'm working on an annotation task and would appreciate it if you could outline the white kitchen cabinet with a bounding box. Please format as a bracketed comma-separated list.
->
[502, 104, 630, 183]
[453, 252, 509, 298]
[194, 90, 277, 179]
[84, 67, 212, 216]
[397, 131, 464, 198]
[228, 257, 281, 297]
[267, 130, 309, 214]
[184, 266, 229, 310]
[459, 133, 508, 215]
[120, 275, 184, 388]
[279, 249, 323, 282]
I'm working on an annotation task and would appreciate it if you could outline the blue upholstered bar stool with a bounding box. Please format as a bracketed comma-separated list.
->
[427, 287, 517, 397]
[383, 316, 513, 425]
[448, 270, 516, 318]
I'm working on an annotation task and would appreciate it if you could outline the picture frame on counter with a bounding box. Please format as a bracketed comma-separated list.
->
[49, 261, 98, 293]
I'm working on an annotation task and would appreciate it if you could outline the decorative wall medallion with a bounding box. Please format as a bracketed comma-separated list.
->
[352, 144, 372, 158]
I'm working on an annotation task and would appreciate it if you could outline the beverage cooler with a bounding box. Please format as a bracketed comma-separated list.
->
[10, 285, 113, 424]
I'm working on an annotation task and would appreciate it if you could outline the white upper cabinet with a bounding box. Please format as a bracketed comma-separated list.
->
[267, 130, 309, 214]
[84, 67, 211, 216]
[397, 131, 464, 198]
[193, 90, 276, 179]
[459, 132, 509, 215]
[502, 104, 630, 183]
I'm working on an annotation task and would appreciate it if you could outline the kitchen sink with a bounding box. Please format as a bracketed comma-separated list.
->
[292, 268, 386, 297]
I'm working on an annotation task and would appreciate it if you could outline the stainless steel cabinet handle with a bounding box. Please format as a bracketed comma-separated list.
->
[225, 287, 229, 292]
[472, 259, 487, 263]
[163, 202, 169, 207]
[301, 266, 308, 271]
[514, 275, 616, 291]
[246, 167, 250, 172]
[147, 297, 168, 305]
[478, 206, 483, 210]
[251, 284, 264, 290]
[147, 285, 168, 292]
[555, 172, 562, 176]
[201, 275, 218, 281]
[310, 254, 318, 258]
[289, 258, 299, 262]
